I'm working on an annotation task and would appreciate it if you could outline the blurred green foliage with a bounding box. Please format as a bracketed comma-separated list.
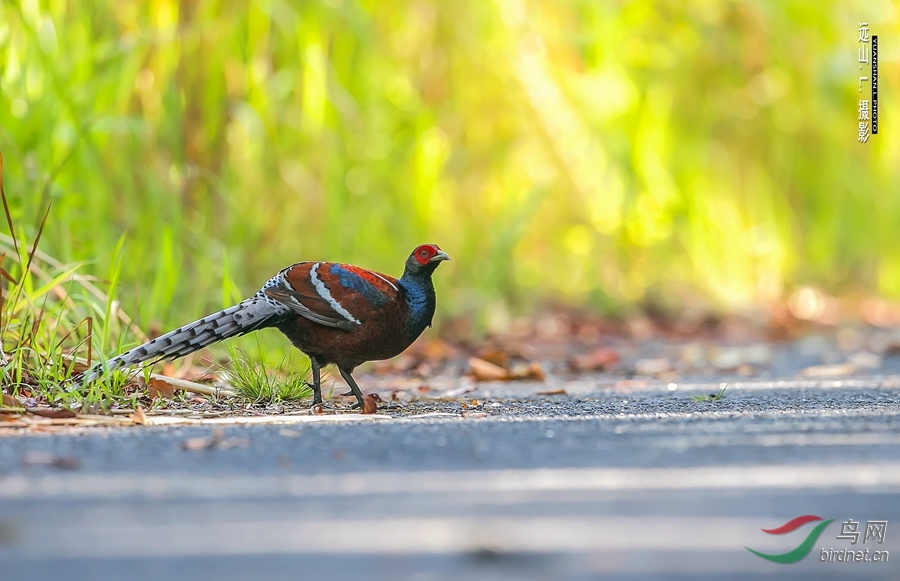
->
[1, 0, 898, 334]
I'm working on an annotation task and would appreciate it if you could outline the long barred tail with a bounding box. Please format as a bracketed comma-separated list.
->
[77, 296, 284, 384]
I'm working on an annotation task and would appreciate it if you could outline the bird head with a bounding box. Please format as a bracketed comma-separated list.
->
[405, 243, 451, 276]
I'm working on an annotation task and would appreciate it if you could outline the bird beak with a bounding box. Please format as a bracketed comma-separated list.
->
[430, 250, 451, 263]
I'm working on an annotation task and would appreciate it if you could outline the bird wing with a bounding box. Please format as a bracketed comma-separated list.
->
[267, 261, 402, 331]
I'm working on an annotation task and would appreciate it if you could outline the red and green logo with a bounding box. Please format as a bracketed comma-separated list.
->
[746, 515, 834, 564]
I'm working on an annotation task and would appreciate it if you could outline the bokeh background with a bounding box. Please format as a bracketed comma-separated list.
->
[1, 0, 899, 337]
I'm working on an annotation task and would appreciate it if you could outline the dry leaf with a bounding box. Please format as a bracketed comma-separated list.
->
[537, 388, 567, 396]
[27, 407, 76, 419]
[129, 406, 148, 425]
[802, 363, 857, 378]
[182, 431, 222, 451]
[361, 394, 379, 414]
[181, 428, 246, 450]
[148, 377, 176, 399]
[475, 347, 510, 369]
[0, 417, 29, 427]
[506, 361, 545, 381]
[420, 338, 456, 361]
[526, 362, 546, 381]
[1, 393, 21, 408]
[468, 357, 508, 381]
[568, 348, 620, 372]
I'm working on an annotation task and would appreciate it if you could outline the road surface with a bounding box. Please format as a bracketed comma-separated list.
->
[1, 379, 899, 580]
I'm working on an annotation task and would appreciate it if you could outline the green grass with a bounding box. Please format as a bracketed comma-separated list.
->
[0, 3, 897, 412]
[0, 196, 309, 410]
[0, 153, 146, 409]
[0, 0, 897, 341]
[225, 344, 312, 404]
[691, 382, 729, 403]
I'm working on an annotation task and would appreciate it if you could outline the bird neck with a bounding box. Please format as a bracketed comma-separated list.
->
[398, 269, 437, 339]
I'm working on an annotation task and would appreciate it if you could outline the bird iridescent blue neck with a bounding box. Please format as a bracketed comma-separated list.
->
[398, 269, 437, 338]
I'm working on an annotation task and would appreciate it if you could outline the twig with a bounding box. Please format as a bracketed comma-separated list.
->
[149, 373, 237, 398]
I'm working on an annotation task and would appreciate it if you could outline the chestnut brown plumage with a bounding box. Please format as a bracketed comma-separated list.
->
[77, 244, 450, 407]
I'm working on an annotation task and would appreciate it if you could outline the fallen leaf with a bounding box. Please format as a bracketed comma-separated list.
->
[475, 347, 510, 369]
[19, 451, 81, 470]
[468, 357, 508, 381]
[537, 388, 567, 396]
[182, 429, 223, 451]
[0, 417, 28, 427]
[2, 393, 21, 408]
[420, 338, 456, 361]
[802, 363, 857, 378]
[129, 406, 148, 425]
[148, 377, 176, 399]
[527, 361, 546, 381]
[27, 407, 76, 419]
[181, 428, 248, 450]
[569, 348, 620, 372]
[361, 394, 379, 414]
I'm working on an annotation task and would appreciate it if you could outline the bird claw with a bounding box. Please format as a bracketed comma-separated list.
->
[340, 390, 354, 397]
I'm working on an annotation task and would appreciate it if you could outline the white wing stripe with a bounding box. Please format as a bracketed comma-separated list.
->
[371, 272, 399, 292]
[309, 263, 361, 324]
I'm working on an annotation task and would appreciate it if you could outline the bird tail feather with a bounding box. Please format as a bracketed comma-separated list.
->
[76, 297, 282, 384]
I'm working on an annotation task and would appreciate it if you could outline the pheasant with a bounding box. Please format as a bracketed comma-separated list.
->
[77, 244, 450, 407]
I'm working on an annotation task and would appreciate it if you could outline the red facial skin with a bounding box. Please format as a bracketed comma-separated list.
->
[413, 244, 442, 265]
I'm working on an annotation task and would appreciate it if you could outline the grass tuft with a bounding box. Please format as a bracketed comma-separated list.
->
[0, 152, 146, 410]
[225, 344, 312, 404]
[691, 382, 729, 402]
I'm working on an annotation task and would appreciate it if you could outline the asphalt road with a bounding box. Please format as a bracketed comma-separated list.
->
[2, 380, 900, 580]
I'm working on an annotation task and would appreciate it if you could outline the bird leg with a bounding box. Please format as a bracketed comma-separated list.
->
[309, 358, 323, 405]
[338, 367, 365, 409]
